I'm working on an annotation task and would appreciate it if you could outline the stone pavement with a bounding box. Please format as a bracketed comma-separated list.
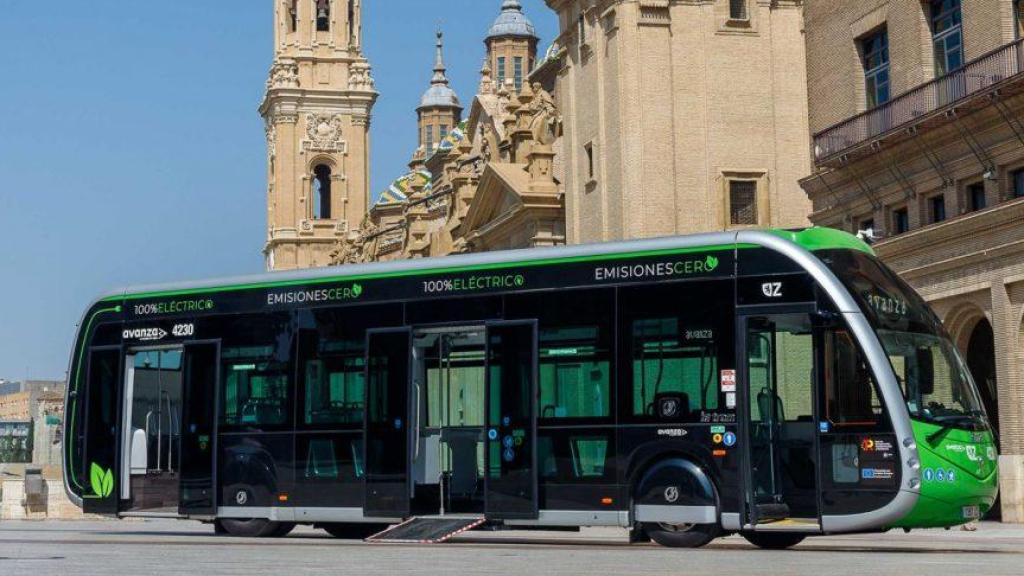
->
[0, 520, 1021, 575]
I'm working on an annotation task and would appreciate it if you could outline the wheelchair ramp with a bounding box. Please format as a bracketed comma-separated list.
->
[366, 517, 486, 544]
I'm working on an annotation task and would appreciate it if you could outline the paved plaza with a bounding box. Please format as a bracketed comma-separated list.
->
[0, 520, 1022, 575]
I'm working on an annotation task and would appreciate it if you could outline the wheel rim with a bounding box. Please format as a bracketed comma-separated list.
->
[658, 522, 696, 533]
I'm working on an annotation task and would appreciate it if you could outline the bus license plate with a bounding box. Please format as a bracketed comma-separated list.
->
[962, 505, 980, 520]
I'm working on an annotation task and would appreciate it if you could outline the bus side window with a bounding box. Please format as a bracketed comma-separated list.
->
[506, 289, 614, 422]
[296, 305, 402, 429]
[824, 330, 883, 426]
[214, 314, 296, 430]
[632, 318, 718, 418]
[618, 280, 733, 423]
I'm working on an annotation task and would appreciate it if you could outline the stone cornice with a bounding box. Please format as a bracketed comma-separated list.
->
[874, 198, 1024, 280]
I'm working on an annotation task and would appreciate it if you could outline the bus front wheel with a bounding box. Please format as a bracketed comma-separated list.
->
[642, 522, 720, 548]
[741, 532, 805, 550]
[215, 518, 295, 538]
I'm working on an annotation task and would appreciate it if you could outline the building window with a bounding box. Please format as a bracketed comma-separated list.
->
[316, 0, 331, 32]
[930, 0, 963, 76]
[289, 0, 298, 32]
[967, 182, 986, 211]
[929, 195, 946, 223]
[729, 180, 758, 226]
[862, 29, 890, 108]
[584, 142, 595, 181]
[424, 125, 434, 151]
[1013, 168, 1024, 198]
[859, 218, 875, 236]
[514, 57, 524, 92]
[348, 0, 356, 43]
[439, 125, 448, 144]
[729, 0, 749, 21]
[497, 56, 507, 87]
[313, 164, 332, 219]
[578, 14, 587, 46]
[892, 206, 909, 234]
[1016, 0, 1024, 39]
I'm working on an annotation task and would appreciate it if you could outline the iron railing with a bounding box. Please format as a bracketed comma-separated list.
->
[814, 38, 1024, 162]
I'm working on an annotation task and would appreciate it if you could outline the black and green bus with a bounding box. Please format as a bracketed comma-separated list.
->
[64, 228, 998, 548]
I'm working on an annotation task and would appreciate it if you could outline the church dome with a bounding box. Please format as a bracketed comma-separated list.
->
[418, 31, 462, 111]
[487, 0, 538, 40]
[419, 84, 461, 109]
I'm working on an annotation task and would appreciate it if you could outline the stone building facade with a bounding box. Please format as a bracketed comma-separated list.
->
[269, 1, 816, 266]
[330, 0, 566, 264]
[800, 0, 1024, 521]
[261, 0, 378, 271]
[545, 0, 813, 243]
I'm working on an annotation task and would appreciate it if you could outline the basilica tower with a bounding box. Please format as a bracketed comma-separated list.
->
[485, 0, 539, 93]
[410, 31, 462, 170]
[260, 0, 377, 271]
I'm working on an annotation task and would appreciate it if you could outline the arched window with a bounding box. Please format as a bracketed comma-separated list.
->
[316, 0, 331, 32]
[313, 165, 332, 219]
[288, 0, 297, 32]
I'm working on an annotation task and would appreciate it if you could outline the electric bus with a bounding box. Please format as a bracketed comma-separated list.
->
[64, 228, 998, 548]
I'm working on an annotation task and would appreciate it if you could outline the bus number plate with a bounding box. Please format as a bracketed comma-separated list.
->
[172, 323, 195, 337]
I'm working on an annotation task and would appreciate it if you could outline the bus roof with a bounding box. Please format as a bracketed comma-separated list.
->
[96, 227, 873, 303]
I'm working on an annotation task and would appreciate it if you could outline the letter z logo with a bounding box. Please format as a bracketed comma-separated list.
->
[761, 282, 783, 298]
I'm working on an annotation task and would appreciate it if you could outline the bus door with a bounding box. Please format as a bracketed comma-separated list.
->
[364, 328, 413, 518]
[81, 346, 123, 516]
[120, 346, 186, 515]
[738, 310, 821, 527]
[484, 321, 539, 520]
[178, 341, 219, 517]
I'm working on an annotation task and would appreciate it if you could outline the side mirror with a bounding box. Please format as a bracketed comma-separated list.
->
[915, 348, 935, 396]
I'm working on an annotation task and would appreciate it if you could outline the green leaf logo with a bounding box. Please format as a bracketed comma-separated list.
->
[90, 463, 114, 498]
[705, 255, 720, 272]
[351, 283, 363, 298]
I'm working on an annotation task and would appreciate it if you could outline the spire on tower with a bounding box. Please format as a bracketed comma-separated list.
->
[432, 30, 449, 86]
[419, 28, 461, 110]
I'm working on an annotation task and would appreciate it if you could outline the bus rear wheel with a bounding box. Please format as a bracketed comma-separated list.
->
[741, 532, 805, 550]
[642, 522, 720, 548]
[215, 518, 295, 538]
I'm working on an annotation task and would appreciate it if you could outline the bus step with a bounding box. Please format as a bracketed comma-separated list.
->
[366, 517, 486, 544]
[755, 503, 791, 521]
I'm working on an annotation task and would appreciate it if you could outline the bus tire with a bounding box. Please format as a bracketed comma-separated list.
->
[741, 532, 805, 550]
[633, 456, 721, 548]
[215, 518, 290, 538]
[643, 522, 720, 548]
[320, 523, 390, 539]
[269, 522, 296, 538]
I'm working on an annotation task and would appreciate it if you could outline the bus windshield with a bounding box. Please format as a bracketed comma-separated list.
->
[819, 249, 988, 431]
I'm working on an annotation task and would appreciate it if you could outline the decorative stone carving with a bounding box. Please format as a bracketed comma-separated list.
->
[274, 112, 299, 124]
[526, 83, 560, 146]
[478, 59, 494, 95]
[265, 121, 277, 161]
[268, 59, 299, 89]
[348, 61, 376, 91]
[303, 113, 348, 153]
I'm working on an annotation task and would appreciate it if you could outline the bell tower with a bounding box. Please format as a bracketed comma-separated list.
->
[260, 0, 377, 271]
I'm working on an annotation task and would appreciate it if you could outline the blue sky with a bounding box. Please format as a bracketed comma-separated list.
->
[0, 0, 557, 380]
